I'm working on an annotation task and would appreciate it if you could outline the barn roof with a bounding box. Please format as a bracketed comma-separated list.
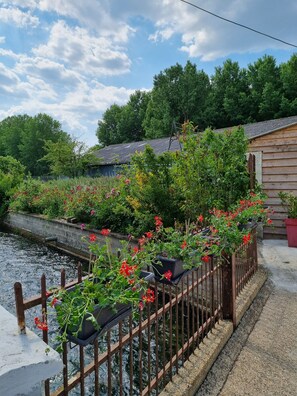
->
[94, 115, 297, 165]
[93, 137, 181, 165]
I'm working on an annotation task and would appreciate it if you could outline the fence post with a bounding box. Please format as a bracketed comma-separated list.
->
[14, 282, 26, 334]
[221, 254, 236, 328]
[248, 153, 256, 190]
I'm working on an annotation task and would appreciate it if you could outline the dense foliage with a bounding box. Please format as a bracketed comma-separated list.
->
[97, 54, 297, 145]
[10, 123, 252, 235]
[41, 139, 99, 178]
[0, 156, 25, 216]
[0, 113, 69, 176]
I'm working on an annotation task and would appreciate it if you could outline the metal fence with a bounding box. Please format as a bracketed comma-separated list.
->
[14, 233, 258, 396]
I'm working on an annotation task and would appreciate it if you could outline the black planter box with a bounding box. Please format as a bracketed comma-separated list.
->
[59, 270, 154, 346]
[153, 256, 186, 279]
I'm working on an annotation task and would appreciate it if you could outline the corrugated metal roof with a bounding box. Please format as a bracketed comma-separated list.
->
[94, 115, 297, 165]
[93, 137, 181, 165]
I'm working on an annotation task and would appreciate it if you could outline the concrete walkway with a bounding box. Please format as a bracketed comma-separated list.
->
[197, 240, 297, 396]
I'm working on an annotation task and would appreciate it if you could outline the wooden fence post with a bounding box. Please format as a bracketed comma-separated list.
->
[14, 282, 26, 334]
[221, 254, 236, 327]
[248, 153, 256, 190]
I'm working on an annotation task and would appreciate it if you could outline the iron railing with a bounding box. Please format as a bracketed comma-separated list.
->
[14, 233, 258, 396]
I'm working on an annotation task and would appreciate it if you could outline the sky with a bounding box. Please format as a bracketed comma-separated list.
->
[1, 0, 297, 147]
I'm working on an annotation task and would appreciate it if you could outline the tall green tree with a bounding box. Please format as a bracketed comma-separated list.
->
[247, 55, 282, 120]
[143, 61, 210, 138]
[19, 114, 68, 175]
[0, 115, 30, 159]
[0, 113, 69, 176]
[280, 53, 297, 116]
[205, 60, 251, 128]
[96, 91, 150, 146]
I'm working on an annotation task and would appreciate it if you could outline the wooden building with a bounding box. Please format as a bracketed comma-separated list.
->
[94, 115, 297, 239]
[247, 117, 297, 239]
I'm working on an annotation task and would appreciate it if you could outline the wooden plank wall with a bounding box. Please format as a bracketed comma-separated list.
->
[249, 124, 297, 239]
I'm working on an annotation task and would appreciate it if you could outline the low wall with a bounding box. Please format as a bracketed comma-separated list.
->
[3, 212, 132, 259]
[0, 305, 62, 396]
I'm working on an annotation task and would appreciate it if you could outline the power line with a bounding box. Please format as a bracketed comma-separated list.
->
[180, 0, 297, 49]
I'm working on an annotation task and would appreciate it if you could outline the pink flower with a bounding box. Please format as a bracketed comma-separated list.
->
[90, 209, 95, 216]
[80, 223, 86, 230]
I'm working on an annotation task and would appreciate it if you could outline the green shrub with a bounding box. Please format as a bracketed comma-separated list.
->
[0, 156, 25, 216]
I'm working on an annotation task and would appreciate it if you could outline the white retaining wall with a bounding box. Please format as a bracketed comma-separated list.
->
[0, 306, 63, 396]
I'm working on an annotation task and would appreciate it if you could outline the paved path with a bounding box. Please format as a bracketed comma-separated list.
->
[197, 240, 297, 396]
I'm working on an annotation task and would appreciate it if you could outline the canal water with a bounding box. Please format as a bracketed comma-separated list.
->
[0, 230, 78, 317]
[0, 230, 142, 395]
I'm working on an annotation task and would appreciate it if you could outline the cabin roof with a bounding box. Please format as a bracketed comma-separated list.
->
[94, 115, 297, 165]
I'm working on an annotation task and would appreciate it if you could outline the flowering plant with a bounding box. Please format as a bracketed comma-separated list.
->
[279, 191, 297, 218]
[206, 192, 273, 256]
[47, 229, 155, 350]
[138, 216, 215, 282]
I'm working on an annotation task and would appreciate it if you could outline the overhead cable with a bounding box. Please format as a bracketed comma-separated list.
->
[180, 0, 297, 49]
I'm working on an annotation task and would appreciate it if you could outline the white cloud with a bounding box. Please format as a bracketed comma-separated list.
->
[0, 6, 39, 27]
[32, 20, 131, 77]
[15, 55, 82, 87]
[0, 62, 20, 86]
[145, 0, 297, 60]
[2, 1, 37, 8]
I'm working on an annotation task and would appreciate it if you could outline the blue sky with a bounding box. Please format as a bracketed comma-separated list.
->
[0, 1, 297, 146]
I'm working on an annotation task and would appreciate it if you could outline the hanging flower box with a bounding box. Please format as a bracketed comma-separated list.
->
[153, 255, 187, 281]
[55, 270, 154, 347]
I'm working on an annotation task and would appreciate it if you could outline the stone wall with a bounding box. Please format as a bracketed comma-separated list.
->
[3, 212, 131, 259]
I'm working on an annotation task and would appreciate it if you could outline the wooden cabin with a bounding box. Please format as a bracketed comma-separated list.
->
[248, 118, 297, 239]
[94, 115, 297, 240]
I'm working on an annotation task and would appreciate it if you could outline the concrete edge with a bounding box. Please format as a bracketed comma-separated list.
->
[235, 266, 268, 326]
[160, 267, 268, 396]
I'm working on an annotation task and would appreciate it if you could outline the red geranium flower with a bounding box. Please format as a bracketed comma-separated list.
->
[154, 216, 163, 228]
[34, 317, 48, 331]
[89, 234, 97, 242]
[242, 233, 251, 245]
[163, 270, 172, 281]
[198, 214, 204, 223]
[145, 231, 153, 239]
[142, 288, 155, 303]
[201, 255, 210, 263]
[101, 228, 110, 236]
[181, 240, 187, 249]
[119, 261, 137, 277]
[50, 297, 59, 307]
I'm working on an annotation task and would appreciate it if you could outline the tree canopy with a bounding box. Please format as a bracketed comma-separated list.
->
[41, 138, 99, 178]
[0, 113, 69, 176]
[96, 53, 297, 146]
